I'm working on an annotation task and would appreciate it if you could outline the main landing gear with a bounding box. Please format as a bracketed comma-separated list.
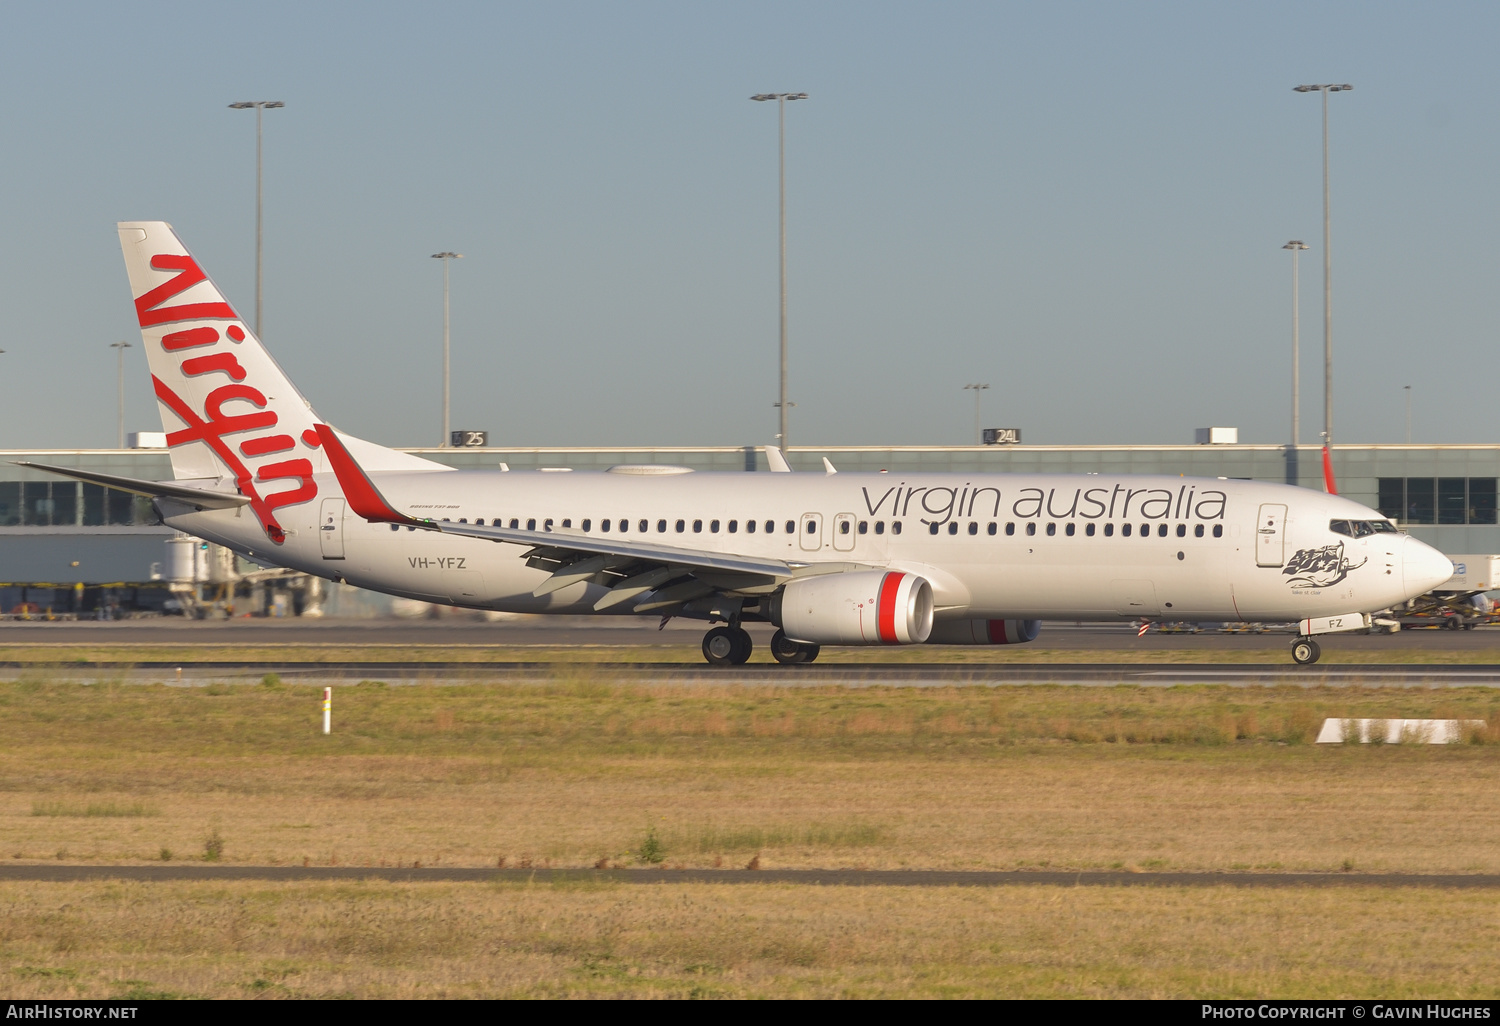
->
[703, 626, 753, 666]
[1291, 637, 1322, 666]
[700, 627, 821, 666]
[770, 629, 820, 666]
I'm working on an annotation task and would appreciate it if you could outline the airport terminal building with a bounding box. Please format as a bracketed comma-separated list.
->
[2, 442, 1496, 613]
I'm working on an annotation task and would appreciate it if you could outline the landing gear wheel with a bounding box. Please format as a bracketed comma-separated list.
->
[1291, 638, 1321, 666]
[1445, 616, 1464, 631]
[703, 627, 736, 666]
[703, 626, 752, 666]
[729, 627, 753, 665]
[770, 629, 821, 666]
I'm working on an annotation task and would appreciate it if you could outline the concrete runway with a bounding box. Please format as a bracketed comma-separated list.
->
[9, 662, 1498, 688]
[2, 865, 1496, 887]
[5, 618, 1500, 686]
[4, 616, 1500, 654]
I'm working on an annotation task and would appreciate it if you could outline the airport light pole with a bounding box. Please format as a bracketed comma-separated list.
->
[431, 252, 463, 446]
[110, 341, 132, 448]
[963, 383, 989, 445]
[1283, 241, 1308, 446]
[1293, 83, 1351, 445]
[751, 92, 808, 450]
[228, 101, 285, 340]
[1404, 385, 1412, 444]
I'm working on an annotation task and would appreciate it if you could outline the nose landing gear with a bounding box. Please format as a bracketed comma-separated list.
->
[1291, 637, 1321, 666]
[702, 625, 753, 666]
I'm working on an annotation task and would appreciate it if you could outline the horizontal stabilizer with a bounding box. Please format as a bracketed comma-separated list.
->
[16, 462, 251, 511]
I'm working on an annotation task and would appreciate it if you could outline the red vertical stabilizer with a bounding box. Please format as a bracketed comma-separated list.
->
[1322, 445, 1338, 494]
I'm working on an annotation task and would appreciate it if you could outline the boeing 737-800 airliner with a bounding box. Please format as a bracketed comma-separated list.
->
[25, 223, 1454, 665]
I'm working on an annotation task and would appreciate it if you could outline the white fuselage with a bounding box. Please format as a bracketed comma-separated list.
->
[163, 469, 1449, 623]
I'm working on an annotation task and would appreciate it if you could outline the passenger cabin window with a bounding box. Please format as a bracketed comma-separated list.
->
[1122, 523, 1132, 537]
[1213, 525, 1223, 537]
[583, 519, 592, 532]
[968, 522, 978, 535]
[805, 521, 816, 534]
[544, 518, 554, 531]
[987, 523, 997, 535]
[1194, 524, 1204, 537]
[693, 520, 703, 533]
[892, 522, 902, 535]
[1065, 523, 1075, 536]
[839, 520, 851, 535]
[509, 518, 519, 529]
[561, 519, 571, 528]
[676, 519, 685, 532]
[1157, 524, 1168, 537]
[1176, 524, 1186, 537]
[619, 519, 629, 532]
[1140, 524, 1149, 538]
[875, 522, 886, 535]
[711, 520, 721, 533]
[1104, 523, 1114, 537]
[749, 520, 758, 534]
[601, 519, 610, 532]
[729, 520, 739, 533]
[638, 519, 647, 533]
[527, 518, 537, 531]
[1045, 523, 1056, 536]
[657, 519, 667, 533]
[765, 521, 775, 533]
[1006, 523, 1015, 536]
[785, 521, 795, 534]
[1085, 523, 1096, 537]
[858, 521, 868, 534]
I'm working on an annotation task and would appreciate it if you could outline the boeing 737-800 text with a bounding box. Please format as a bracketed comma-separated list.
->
[25, 223, 1454, 665]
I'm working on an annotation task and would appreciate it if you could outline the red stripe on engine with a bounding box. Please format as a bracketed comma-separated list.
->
[877, 572, 905, 644]
[987, 619, 1008, 644]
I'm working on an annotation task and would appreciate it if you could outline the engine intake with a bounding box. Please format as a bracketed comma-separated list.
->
[775, 570, 934, 645]
[926, 619, 1042, 645]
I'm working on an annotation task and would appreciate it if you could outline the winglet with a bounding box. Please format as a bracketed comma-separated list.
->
[314, 424, 423, 525]
[822, 457, 838, 475]
[765, 446, 792, 472]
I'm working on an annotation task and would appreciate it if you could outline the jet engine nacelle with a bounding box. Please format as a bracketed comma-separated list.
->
[774, 570, 934, 645]
[926, 618, 1042, 645]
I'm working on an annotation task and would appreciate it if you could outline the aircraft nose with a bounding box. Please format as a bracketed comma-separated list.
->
[1403, 537, 1454, 597]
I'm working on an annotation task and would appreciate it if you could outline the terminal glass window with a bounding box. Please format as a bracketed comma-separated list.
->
[1377, 479, 1404, 522]
[1471, 479, 1498, 524]
[0, 482, 17, 526]
[1439, 478, 1467, 524]
[1377, 477, 1498, 525]
[1407, 479, 1435, 524]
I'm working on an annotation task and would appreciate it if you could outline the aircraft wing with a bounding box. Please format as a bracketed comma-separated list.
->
[312, 425, 862, 607]
[15, 462, 252, 511]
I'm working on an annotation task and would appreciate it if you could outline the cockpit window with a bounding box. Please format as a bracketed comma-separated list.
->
[1332, 518, 1399, 537]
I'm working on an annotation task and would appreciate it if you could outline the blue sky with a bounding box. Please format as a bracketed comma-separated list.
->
[0, 2, 1496, 449]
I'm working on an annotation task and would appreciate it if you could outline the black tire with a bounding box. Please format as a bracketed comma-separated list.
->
[1291, 638, 1321, 666]
[1445, 617, 1464, 631]
[703, 627, 738, 666]
[770, 629, 803, 665]
[729, 627, 753, 665]
[770, 629, 819, 666]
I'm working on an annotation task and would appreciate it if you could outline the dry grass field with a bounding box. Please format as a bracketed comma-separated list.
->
[3, 673, 1499, 997]
[3, 879, 1498, 999]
